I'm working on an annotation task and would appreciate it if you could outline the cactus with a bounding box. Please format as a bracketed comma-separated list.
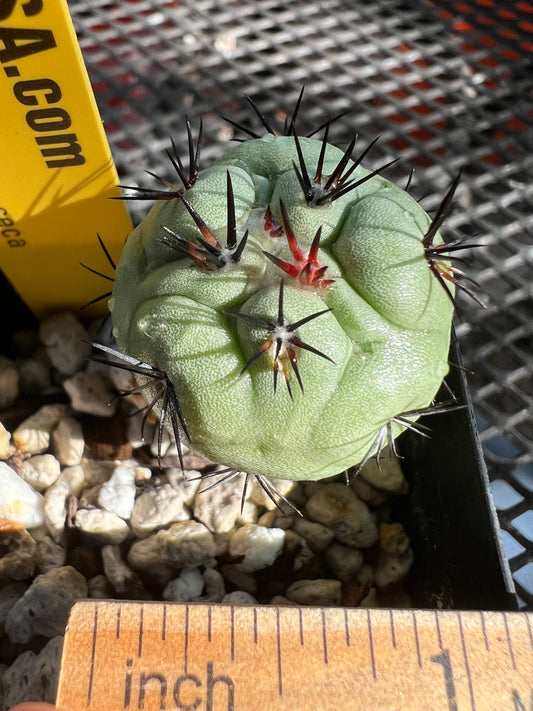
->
[99, 95, 478, 488]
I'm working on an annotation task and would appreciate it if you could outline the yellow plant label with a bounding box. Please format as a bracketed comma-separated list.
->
[0, 0, 132, 319]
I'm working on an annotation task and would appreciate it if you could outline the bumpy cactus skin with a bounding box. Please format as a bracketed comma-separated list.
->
[110, 133, 454, 481]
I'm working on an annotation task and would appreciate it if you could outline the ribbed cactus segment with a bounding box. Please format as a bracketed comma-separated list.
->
[110, 131, 456, 481]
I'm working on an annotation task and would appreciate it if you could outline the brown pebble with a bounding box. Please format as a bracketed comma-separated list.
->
[220, 564, 257, 594]
[82, 413, 132, 460]
[0, 528, 38, 580]
[341, 578, 369, 607]
[379, 522, 410, 555]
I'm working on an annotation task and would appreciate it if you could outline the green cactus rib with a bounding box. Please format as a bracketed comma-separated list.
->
[105, 106, 480, 483]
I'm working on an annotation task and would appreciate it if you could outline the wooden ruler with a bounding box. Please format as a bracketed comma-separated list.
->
[0, 1, 132, 318]
[57, 601, 532, 711]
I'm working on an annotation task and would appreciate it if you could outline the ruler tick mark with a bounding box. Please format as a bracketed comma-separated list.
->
[526, 613, 533, 650]
[458, 611, 477, 711]
[276, 607, 283, 696]
[512, 689, 529, 710]
[344, 608, 350, 647]
[479, 611, 489, 651]
[322, 609, 328, 664]
[412, 610, 422, 667]
[253, 607, 258, 644]
[435, 610, 443, 650]
[138, 605, 144, 658]
[299, 607, 304, 645]
[389, 609, 396, 649]
[367, 609, 376, 679]
[230, 606, 235, 661]
[208, 606, 212, 642]
[116, 608, 121, 640]
[87, 603, 98, 706]
[503, 612, 516, 670]
[184, 605, 189, 674]
[162, 604, 166, 641]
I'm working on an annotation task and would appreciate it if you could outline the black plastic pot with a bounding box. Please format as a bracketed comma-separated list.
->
[395, 336, 516, 610]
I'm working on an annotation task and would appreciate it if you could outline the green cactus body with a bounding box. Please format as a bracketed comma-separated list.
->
[110, 133, 454, 481]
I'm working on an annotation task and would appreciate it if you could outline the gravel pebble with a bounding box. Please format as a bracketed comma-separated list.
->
[159, 521, 217, 569]
[305, 483, 378, 548]
[166, 469, 202, 505]
[0, 582, 27, 625]
[202, 568, 226, 602]
[16, 357, 51, 395]
[359, 450, 408, 493]
[163, 568, 205, 602]
[12, 404, 66, 454]
[130, 483, 190, 538]
[127, 535, 177, 587]
[20, 454, 61, 492]
[193, 471, 258, 533]
[285, 579, 342, 606]
[35, 536, 67, 573]
[374, 523, 414, 590]
[0, 636, 63, 711]
[98, 465, 137, 519]
[63, 370, 116, 417]
[52, 416, 85, 466]
[249, 477, 298, 510]
[0, 422, 13, 459]
[220, 564, 258, 594]
[324, 543, 364, 582]
[75, 508, 130, 545]
[39, 312, 92, 375]
[292, 518, 335, 552]
[5, 566, 87, 643]
[350, 475, 389, 506]
[87, 574, 115, 599]
[221, 591, 257, 605]
[101, 546, 148, 598]
[0, 462, 45, 529]
[229, 524, 285, 572]
[0, 527, 38, 580]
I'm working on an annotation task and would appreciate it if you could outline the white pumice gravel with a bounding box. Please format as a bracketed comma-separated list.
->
[0, 422, 13, 459]
[163, 568, 205, 602]
[52, 416, 85, 466]
[12, 403, 66, 454]
[229, 524, 286, 572]
[20, 454, 61, 492]
[63, 370, 117, 417]
[97, 465, 137, 519]
[130, 483, 191, 538]
[0, 312, 415, 707]
[0, 462, 45, 529]
[39, 312, 92, 375]
[75, 508, 131, 545]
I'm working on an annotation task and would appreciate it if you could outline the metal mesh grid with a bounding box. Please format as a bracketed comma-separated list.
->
[69, 0, 533, 608]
